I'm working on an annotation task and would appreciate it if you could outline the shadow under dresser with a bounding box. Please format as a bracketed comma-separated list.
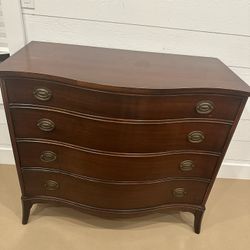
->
[0, 41, 249, 234]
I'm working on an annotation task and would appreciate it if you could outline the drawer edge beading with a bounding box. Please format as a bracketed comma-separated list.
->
[22, 195, 205, 216]
[21, 167, 211, 185]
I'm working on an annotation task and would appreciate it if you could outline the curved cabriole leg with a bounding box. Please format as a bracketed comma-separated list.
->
[193, 210, 204, 234]
[21, 199, 33, 225]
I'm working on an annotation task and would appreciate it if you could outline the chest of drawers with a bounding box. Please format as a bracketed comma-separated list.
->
[1, 41, 249, 234]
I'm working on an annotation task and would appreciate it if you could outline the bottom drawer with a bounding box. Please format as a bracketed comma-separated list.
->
[22, 169, 209, 209]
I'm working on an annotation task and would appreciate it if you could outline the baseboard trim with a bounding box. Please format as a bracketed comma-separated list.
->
[0, 146, 15, 164]
[218, 160, 250, 179]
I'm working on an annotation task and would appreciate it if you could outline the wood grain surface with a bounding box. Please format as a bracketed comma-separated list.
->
[22, 168, 209, 209]
[1, 42, 249, 233]
[11, 107, 232, 153]
[17, 140, 219, 181]
[0, 42, 249, 95]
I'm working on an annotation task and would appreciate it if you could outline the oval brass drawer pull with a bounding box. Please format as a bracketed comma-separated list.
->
[44, 180, 59, 191]
[37, 118, 55, 132]
[196, 100, 214, 114]
[188, 131, 205, 143]
[33, 87, 52, 101]
[40, 151, 57, 162]
[180, 160, 194, 171]
[173, 187, 187, 198]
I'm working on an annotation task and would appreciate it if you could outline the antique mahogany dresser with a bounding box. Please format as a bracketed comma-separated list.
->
[0, 41, 249, 234]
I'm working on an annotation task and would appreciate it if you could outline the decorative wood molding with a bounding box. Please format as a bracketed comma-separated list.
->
[21, 167, 211, 185]
[10, 104, 233, 125]
[16, 138, 221, 158]
[22, 195, 205, 215]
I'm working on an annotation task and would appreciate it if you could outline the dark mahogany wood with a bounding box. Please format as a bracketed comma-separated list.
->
[22, 168, 209, 209]
[11, 107, 231, 153]
[21, 198, 32, 225]
[0, 41, 249, 95]
[194, 209, 205, 234]
[0, 41, 250, 234]
[5, 77, 242, 121]
[201, 97, 249, 206]
[17, 141, 220, 180]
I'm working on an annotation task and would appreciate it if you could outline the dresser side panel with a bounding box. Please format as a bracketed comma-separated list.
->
[0, 79, 25, 194]
[202, 96, 248, 205]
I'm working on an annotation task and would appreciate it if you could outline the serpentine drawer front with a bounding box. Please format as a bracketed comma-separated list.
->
[11, 108, 231, 153]
[0, 42, 249, 234]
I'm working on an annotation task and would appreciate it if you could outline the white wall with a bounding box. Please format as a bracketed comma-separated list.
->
[1, 0, 25, 54]
[1, 0, 250, 178]
[0, 0, 25, 164]
[0, 0, 9, 53]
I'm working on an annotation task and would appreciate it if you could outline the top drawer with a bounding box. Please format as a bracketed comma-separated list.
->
[4, 78, 242, 121]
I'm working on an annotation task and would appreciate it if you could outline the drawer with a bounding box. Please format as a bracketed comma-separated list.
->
[5, 78, 242, 120]
[22, 169, 209, 209]
[12, 107, 231, 153]
[18, 141, 219, 180]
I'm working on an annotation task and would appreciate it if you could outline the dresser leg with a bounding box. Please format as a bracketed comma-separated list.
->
[193, 210, 204, 234]
[22, 199, 32, 225]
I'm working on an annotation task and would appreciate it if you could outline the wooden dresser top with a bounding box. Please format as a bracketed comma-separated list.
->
[0, 41, 249, 95]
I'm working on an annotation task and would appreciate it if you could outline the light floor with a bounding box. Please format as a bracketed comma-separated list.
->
[0, 165, 250, 250]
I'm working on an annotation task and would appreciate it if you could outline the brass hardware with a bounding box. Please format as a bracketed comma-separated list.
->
[44, 180, 59, 191]
[40, 151, 57, 162]
[33, 87, 52, 101]
[180, 160, 194, 171]
[37, 118, 55, 132]
[173, 187, 187, 198]
[196, 100, 214, 114]
[188, 131, 205, 143]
